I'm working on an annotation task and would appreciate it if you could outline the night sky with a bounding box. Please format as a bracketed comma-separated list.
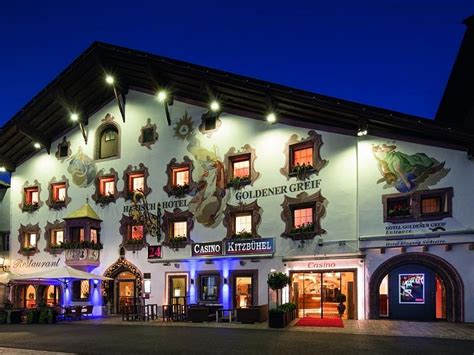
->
[1, 1, 473, 128]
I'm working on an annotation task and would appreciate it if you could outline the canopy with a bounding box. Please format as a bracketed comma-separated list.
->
[0, 271, 21, 285]
[11, 266, 112, 282]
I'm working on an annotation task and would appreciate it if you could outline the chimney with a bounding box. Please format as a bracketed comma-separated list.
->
[435, 15, 474, 129]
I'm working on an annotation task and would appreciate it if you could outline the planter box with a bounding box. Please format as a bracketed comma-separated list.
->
[268, 312, 287, 328]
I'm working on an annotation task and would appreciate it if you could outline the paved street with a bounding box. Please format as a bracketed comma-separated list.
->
[0, 323, 473, 355]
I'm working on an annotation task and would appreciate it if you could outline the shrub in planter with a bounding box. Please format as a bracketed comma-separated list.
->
[26, 310, 40, 324]
[7, 310, 22, 324]
[268, 308, 286, 328]
[39, 308, 57, 324]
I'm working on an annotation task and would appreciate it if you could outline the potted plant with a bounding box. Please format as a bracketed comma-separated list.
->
[97, 192, 116, 206]
[226, 175, 250, 190]
[22, 201, 39, 212]
[170, 183, 190, 198]
[169, 235, 188, 250]
[267, 272, 290, 328]
[291, 162, 314, 180]
[232, 230, 253, 239]
[289, 222, 315, 240]
[336, 293, 347, 318]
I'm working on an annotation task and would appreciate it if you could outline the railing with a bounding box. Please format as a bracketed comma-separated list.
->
[121, 304, 159, 322]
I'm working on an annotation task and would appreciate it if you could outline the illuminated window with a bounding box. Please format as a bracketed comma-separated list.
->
[293, 208, 313, 228]
[233, 159, 250, 179]
[421, 196, 441, 214]
[130, 225, 144, 240]
[172, 221, 187, 238]
[72, 280, 90, 301]
[25, 187, 39, 204]
[90, 229, 99, 243]
[52, 230, 64, 246]
[173, 168, 189, 186]
[24, 233, 37, 248]
[235, 214, 252, 234]
[70, 227, 85, 242]
[200, 274, 219, 302]
[100, 177, 115, 196]
[130, 174, 144, 192]
[52, 183, 66, 202]
[293, 147, 313, 167]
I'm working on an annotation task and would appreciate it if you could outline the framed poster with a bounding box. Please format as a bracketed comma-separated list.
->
[399, 273, 425, 304]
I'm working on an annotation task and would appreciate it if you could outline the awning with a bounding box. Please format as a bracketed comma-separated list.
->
[11, 266, 112, 282]
[0, 271, 21, 285]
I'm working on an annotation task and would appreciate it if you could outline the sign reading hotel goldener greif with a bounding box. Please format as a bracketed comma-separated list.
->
[225, 238, 274, 255]
[192, 241, 223, 257]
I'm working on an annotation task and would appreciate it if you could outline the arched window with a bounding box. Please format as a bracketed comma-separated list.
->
[95, 121, 121, 160]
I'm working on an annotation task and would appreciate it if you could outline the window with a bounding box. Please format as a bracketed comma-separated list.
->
[52, 183, 66, 202]
[293, 207, 313, 228]
[293, 146, 313, 167]
[51, 230, 64, 246]
[90, 229, 99, 243]
[24, 233, 37, 248]
[382, 187, 453, 223]
[129, 225, 144, 240]
[200, 274, 219, 302]
[235, 214, 252, 234]
[172, 221, 187, 238]
[70, 227, 85, 243]
[129, 174, 145, 192]
[59, 144, 69, 158]
[173, 167, 189, 187]
[98, 125, 119, 159]
[100, 177, 115, 196]
[233, 158, 250, 179]
[25, 187, 39, 205]
[72, 280, 90, 301]
[421, 196, 441, 214]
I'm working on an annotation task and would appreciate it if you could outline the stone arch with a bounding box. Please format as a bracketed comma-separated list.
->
[103, 257, 143, 295]
[369, 252, 464, 322]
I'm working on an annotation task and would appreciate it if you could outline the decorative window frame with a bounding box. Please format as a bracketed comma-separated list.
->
[55, 136, 71, 161]
[19, 180, 42, 213]
[119, 214, 148, 252]
[163, 157, 196, 198]
[94, 114, 121, 161]
[280, 130, 328, 180]
[280, 191, 326, 241]
[161, 208, 194, 249]
[222, 201, 262, 240]
[18, 223, 41, 256]
[224, 144, 259, 189]
[198, 111, 222, 138]
[139, 118, 159, 149]
[382, 187, 453, 224]
[44, 220, 65, 255]
[121, 163, 151, 201]
[46, 176, 71, 210]
[92, 168, 120, 206]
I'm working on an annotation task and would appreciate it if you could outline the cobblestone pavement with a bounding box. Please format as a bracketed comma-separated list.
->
[82, 315, 474, 340]
[0, 323, 473, 355]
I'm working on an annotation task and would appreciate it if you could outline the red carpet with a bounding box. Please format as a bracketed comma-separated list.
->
[294, 317, 344, 328]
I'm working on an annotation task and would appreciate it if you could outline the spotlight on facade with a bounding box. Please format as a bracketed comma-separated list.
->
[317, 238, 324, 247]
[266, 112, 277, 123]
[210, 100, 220, 112]
[224, 278, 228, 285]
[357, 119, 368, 137]
[33, 142, 41, 149]
[70, 113, 79, 122]
[105, 75, 115, 85]
[157, 90, 168, 103]
[0, 166, 6, 172]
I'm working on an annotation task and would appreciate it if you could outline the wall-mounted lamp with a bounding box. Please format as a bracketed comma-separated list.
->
[174, 263, 180, 269]
[357, 119, 368, 137]
[190, 278, 194, 285]
[93, 279, 99, 288]
[224, 278, 228, 285]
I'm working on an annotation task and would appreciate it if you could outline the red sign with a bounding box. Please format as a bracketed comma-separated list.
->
[147, 245, 162, 259]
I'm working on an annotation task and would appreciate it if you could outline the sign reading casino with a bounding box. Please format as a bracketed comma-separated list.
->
[192, 241, 223, 257]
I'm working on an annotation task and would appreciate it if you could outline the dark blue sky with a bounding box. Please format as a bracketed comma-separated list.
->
[1, 1, 473, 127]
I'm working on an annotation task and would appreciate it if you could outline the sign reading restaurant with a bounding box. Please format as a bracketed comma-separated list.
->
[191, 238, 275, 257]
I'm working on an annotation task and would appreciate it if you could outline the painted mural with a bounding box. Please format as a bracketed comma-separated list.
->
[174, 112, 229, 228]
[67, 146, 98, 188]
[372, 143, 449, 193]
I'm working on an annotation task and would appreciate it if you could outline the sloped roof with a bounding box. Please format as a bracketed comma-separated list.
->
[63, 202, 102, 221]
[1, 41, 473, 172]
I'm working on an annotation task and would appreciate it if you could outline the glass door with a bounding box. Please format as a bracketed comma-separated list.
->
[292, 272, 322, 318]
[234, 276, 253, 308]
[168, 275, 187, 306]
[117, 271, 136, 313]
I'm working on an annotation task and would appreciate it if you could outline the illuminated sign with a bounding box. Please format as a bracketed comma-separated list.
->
[399, 273, 425, 304]
[147, 245, 162, 260]
[225, 238, 274, 255]
[192, 242, 223, 257]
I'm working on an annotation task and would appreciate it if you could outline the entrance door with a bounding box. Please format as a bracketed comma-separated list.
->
[292, 271, 355, 319]
[117, 271, 136, 313]
[168, 275, 187, 306]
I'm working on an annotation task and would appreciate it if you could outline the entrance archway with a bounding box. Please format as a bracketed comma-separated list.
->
[103, 257, 143, 313]
[369, 253, 464, 322]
